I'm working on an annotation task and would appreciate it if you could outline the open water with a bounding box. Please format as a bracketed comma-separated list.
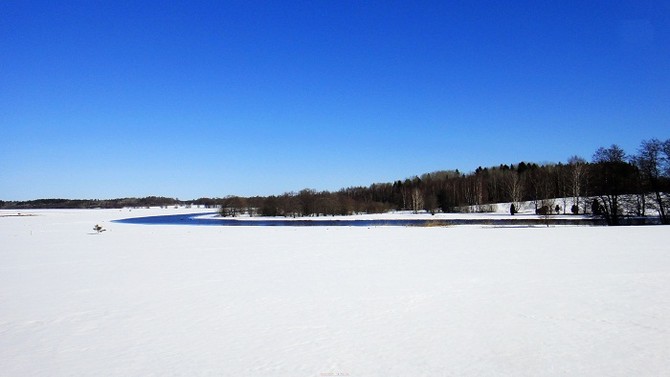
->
[113, 213, 607, 227]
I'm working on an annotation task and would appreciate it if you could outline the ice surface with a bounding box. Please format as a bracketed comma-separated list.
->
[1, 208, 669, 376]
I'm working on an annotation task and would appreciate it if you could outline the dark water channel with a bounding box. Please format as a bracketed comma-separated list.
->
[113, 213, 610, 227]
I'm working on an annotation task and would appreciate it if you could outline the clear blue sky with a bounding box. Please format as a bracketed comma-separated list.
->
[1, 1, 669, 200]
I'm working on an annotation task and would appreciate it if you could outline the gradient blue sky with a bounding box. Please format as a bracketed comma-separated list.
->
[2, 1, 669, 200]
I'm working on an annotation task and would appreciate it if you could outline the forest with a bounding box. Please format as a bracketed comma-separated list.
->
[209, 139, 669, 225]
[3, 138, 668, 225]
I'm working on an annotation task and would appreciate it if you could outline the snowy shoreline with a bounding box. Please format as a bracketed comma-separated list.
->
[115, 211, 609, 227]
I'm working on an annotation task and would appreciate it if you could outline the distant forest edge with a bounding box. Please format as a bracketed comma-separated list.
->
[2, 139, 669, 225]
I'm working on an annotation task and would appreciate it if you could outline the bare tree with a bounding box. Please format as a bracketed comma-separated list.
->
[567, 156, 587, 214]
[504, 169, 524, 211]
[555, 163, 570, 214]
[591, 145, 637, 225]
[633, 139, 669, 224]
[523, 164, 543, 212]
[411, 188, 424, 213]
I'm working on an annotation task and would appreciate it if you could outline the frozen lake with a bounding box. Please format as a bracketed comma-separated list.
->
[2, 208, 669, 376]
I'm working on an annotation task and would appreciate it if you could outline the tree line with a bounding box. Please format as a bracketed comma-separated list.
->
[2, 138, 668, 225]
[0, 196, 181, 210]
[211, 138, 669, 225]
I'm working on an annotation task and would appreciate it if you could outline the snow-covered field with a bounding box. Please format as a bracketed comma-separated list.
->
[1, 208, 669, 376]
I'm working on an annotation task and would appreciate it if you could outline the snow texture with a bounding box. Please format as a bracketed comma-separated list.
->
[1, 208, 669, 376]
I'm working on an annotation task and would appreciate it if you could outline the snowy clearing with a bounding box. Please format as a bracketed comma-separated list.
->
[1, 208, 669, 376]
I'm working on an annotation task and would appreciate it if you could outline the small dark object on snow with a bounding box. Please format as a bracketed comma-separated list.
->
[93, 224, 106, 233]
[536, 206, 550, 215]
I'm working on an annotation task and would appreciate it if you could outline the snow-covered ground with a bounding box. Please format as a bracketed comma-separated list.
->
[1, 208, 669, 376]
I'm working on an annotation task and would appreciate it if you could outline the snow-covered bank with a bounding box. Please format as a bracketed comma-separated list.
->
[1, 209, 669, 376]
